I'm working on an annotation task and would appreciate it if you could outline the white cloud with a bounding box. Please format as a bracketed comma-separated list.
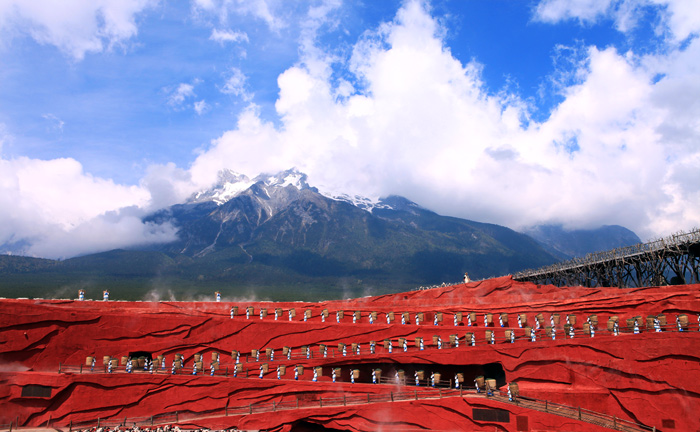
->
[194, 99, 208, 115]
[0, 156, 176, 259]
[534, 0, 700, 42]
[2, 0, 698, 259]
[191, 0, 284, 31]
[181, 0, 700, 240]
[168, 82, 196, 106]
[0, 0, 157, 60]
[209, 28, 248, 44]
[42, 113, 65, 132]
[220, 67, 251, 100]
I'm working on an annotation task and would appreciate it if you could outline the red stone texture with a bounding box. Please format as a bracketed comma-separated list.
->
[1, 276, 699, 431]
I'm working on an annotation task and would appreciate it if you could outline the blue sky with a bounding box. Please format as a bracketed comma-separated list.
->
[1, 0, 699, 258]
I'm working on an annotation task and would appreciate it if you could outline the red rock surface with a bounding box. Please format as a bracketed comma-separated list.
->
[1, 276, 699, 431]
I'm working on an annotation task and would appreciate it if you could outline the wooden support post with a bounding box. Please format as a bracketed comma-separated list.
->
[96, 418, 99, 428]
[273, 401, 276, 412]
[367, 393, 370, 403]
[249, 403, 252, 414]
[175, 411, 178, 422]
[296, 398, 299, 408]
[58, 363, 62, 374]
[391, 392, 394, 402]
[343, 395, 346, 406]
[415, 389, 418, 400]
[319, 397, 323, 408]
[151, 416, 153, 426]
[578, 406, 581, 420]
[613, 416, 616, 429]
[439, 388, 442, 398]
[545, 400, 548, 412]
[80, 364, 82, 374]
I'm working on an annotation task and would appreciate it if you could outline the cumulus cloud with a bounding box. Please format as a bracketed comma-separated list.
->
[0, 0, 157, 60]
[2, 0, 699, 259]
[180, 0, 700, 240]
[0, 156, 176, 259]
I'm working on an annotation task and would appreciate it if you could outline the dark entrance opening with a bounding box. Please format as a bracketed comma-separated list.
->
[128, 351, 153, 360]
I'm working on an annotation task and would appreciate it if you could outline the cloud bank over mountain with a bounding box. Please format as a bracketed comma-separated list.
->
[0, 0, 698, 258]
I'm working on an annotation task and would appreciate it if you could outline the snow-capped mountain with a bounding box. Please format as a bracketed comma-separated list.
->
[189, 167, 418, 215]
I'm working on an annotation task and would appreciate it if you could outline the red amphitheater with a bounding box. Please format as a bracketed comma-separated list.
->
[1, 276, 699, 431]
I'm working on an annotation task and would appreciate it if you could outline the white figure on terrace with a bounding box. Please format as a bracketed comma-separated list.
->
[312, 368, 318, 382]
[388, 342, 393, 353]
[372, 370, 377, 384]
[464, 272, 470, 283]
[370, 341, 376, 354]
[277, 366, 281, 380]
[654, 317, 661, 332]
[590, 326, 595, 338]
[517, 315, 522, 328]
[270, 350, 274, 361]
[551, 327, 556, 340]
[455, 374, 460, 389]
[454, 336, 459, 348]
[289, 310, 293, 321]
[510, 331, 515, 343]
[454, 314, 458, 326]
[491, 331, 496, 344]
[550, 314, 555, 327]
[633, 319, 640, 334]
[387, 313, 391, 324]
[416, 314, 420, 325]
[471, 333, 476, 346]
[530, 330, 536, 342]
[403, 339, 408, 352]
[434, 314, 439, 326]
[420, 338, 424, 350]
[484, 314, 488, 327]
[342, 345, 347, 356]
[332, 368, 336, 383]
[259, 365, 263, 379]
[246, 308, 250, 320]
[499, 315, 503, 327]
[569, 326, 575, 339]
[402, 314, 406, 325]
[323, 346, 328, 358]
[415, 371, 419, 386]
[613, 321, 619, 336]
[437, 336, 442, 349]
[230, 307, 235, 319]
[321, 312, 325, 323]
[336, 312, 340, 323]
[353, 314, 357, 324]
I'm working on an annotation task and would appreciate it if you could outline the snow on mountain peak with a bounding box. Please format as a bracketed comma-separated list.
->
[189, 168, 408, 213]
